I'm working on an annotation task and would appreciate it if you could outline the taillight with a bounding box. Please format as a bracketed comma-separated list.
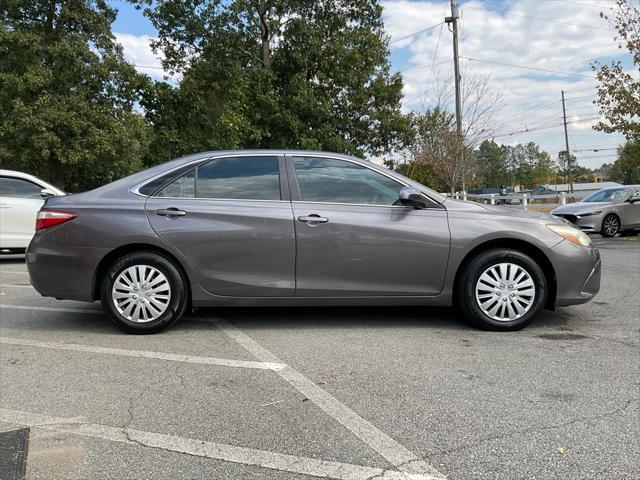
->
[35, 210, 77, 231]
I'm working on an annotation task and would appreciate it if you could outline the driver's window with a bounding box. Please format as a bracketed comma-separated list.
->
[292, 157, 403, 206]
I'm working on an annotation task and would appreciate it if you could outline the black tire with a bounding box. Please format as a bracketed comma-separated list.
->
[100, 251, 189, 334]
[601, 213, 620, 237]
[456, 249, 547, 331]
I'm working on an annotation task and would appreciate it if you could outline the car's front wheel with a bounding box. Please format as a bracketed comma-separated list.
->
[100, 251, 189, 334]
[457, 249, 547, 331]
[601, 214, 620, 237]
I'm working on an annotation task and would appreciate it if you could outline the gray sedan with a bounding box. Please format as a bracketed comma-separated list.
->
[27, 150, 601, 334]
[552, 185, 640, 237]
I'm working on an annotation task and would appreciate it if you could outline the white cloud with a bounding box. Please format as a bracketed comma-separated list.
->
[382, 0, 633, 168]
[114, 32, 179, 81]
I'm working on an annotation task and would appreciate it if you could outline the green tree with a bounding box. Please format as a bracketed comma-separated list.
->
[392, 161, 445, 193]
[610, 140, 640, 183]
[476, 140, 507, 188]
[496, 142, 556, 190]
[0, 0, 150, 191]
[556, 150, 577, 185]
[138, 0, 409, 165]
[593, 0, 640, 140]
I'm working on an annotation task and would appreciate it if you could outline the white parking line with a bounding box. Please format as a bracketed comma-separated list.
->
[0, 284, 32, 288]
[0, 336, 286, 371]
[210, 317, 447, 480]
[0, 304, 103, 314]
[0, 271, 28, 274]
[1, 408, 428, 480]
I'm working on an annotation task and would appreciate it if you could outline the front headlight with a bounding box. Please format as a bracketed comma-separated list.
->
[578, 210, 602, 217]
[546, 224, 592, 247]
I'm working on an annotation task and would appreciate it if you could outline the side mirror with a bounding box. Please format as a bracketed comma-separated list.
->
[40, 188, 57, 199]
[398, 187, 429, 209]
[628, 196, 640, 203]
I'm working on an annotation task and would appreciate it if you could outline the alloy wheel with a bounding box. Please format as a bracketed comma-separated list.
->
[474, 263, 535, 322]
[603, 215, 619, 236]
[111, 265, 171, 323]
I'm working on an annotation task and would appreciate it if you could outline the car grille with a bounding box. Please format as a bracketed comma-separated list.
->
[554, 214, 578, 224]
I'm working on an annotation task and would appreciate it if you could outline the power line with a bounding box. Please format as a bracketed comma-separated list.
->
[506, 0, 615, 10]
[564, 94, 597, 101]
[564, 86, 598, 93]
[461, 56, 597, 79]
[461, 3, 612, 31]
[430, 19, 446, 75]
[389, 22, 445, 45]
[500, 99, 562, 127]
[573, 147, 619, 152]
[398, 60, 450, 74]
[490, 116, 601, 139]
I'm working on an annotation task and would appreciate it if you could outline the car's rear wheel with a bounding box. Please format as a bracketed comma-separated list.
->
[456, 249, 547, 331]
[100, 251, 188, 334]
[601, 213, 620, 237]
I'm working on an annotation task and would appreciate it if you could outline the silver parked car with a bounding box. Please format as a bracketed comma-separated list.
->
[27, 150, 601, 334]
[551, 185, 640, 237]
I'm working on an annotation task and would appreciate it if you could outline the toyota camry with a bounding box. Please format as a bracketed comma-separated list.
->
[26, 150, 601, 334]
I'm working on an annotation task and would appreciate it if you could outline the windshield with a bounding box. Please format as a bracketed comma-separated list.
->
[582, 188, 628, 203]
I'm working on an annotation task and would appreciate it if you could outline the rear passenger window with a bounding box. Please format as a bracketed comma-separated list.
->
[152, 156, 281, 200]
[196, 156, 280, 200]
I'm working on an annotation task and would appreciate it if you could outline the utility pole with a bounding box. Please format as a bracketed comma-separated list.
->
[561, 90, 573, 194]
[446, 0, 464, 192]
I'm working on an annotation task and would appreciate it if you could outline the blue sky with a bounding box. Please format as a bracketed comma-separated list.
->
[108, 0, 634, 169]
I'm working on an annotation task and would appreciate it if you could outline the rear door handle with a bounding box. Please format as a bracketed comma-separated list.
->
[156, 208, 187, 217]
[297, 214, 329, 225]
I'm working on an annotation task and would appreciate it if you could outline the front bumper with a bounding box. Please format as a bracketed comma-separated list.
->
[553, 212, 604, 233]
[549, 239, 601, 307]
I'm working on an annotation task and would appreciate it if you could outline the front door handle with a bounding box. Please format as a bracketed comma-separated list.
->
[156, 208, 187, 217]
[297, 214, 329, 225]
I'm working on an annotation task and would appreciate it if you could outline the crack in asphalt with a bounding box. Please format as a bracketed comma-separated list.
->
[121, 365, 180, 447]
[429, 398, 637, 457]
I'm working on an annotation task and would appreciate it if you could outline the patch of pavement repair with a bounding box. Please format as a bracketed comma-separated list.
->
[0, 427, 29, 480]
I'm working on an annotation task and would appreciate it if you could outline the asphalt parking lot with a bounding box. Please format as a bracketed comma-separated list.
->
[1, 236, 638, 480]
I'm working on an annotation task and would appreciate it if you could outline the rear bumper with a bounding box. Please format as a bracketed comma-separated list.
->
[550, 239, 601, 307]
[26, 233, 107, 302]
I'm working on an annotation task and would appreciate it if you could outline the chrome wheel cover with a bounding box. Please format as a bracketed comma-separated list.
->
[475, 263, 535, 322]
[112, 265, 171, 323]
[603, 215, 619, 236]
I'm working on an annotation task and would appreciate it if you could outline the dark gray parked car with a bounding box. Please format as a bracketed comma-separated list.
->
[551, 185, 640, 237]
[27, 150, 601, 333]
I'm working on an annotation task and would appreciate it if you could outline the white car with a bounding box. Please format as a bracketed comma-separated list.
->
[0, 169, 64, 253]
